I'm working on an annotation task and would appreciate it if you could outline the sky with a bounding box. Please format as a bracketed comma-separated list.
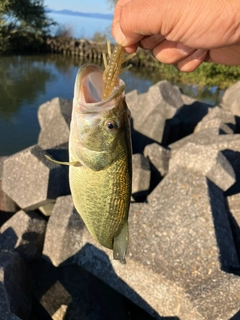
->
[44, 0, 113, 14]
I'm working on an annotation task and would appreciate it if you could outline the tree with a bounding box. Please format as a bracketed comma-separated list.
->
[0, 0, 55, 53]
[107, 0, 117, 10]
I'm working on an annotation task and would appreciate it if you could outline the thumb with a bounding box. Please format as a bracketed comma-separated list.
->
[112, 0, 148, 47]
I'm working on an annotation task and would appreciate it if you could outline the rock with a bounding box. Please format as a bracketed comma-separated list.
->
[169, 142, 235, 191]
[39, 281, 71, 318]
[170, 133, 240, 196]
[72, 168, 240, 319]
[38, 97, 72, 149]
[2, 145, 69, 210]
[226, 194, 240, 261]
[125, 89, 139, 115]
[0, 251, 32, 319]
[0, 209, 46, 260]
[132, 154, 151, 201]
[221, 81, 240, 116]
[35, 260, 128, 320]
[130, 81, 184, 145]
[52, 305, 68, 320]
[227, 194, 240, 226]
[194, 106, 236, 134]
[171, 101, 211, 141]
[169, 130, 240, 154]
[181, 94, 196, 105]
[0, 157, 18, 223]
[43, 195, 84, 266]
[38, 201, 55, 216]
[144, 143, 170, 177]
[45, 142, 69, 163]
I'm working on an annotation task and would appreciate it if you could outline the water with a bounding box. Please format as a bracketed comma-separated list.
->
[48, 12, 113, 40]
[0, 53, 224, 156]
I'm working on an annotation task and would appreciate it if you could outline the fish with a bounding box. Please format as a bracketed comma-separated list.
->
[47, 43, 134, 264]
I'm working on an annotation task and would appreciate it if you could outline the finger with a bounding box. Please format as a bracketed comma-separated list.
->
[112, 0, 168, 47]
[174, 49, 208, 72]
[138, 35, 165, 50]
[112, 0, 134, 45]
[124, 34, 165, 54]
[152, 40, 196, 64]
[208, 45, 240, 65]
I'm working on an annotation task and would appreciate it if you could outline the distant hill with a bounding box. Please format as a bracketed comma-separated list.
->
[47, 9, 113, 20]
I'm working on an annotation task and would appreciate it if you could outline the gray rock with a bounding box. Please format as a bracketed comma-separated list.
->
[0, 157, 18, 217]
[181, 94, 196, 105]
[72, 168, 240, 319]
[2, 145, 69, 210]
[170, 133, 240, 195]
[169, 130, 240, 154]
[132, 154, 151, 200]
[221, 81, 240, 116]
[0, 209, 46, 260]
[38, 201, 55, 216]
[35, 261, 128, 320]
[147, 80, 184, 117]
[194, 106, 236, 134]
[169, 142, 235, 191]
[38, 97, 72, 149]
[172, 101, 211, 140]
[0, 251, 32, 320]
[39, 281, 71, 317]
[195, 118, 234, 134]
[144, 143, 170, 177]
[125, 89, 139, 115]
[43, 195, 84, 266]
[227, 194, 240, 261]
[130, 81, 184, 144]
[45, 142, 69, 163]
[51, 305, 68, 320]
[227, 194, 240, 226]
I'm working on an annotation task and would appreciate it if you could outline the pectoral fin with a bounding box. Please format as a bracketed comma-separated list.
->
[45, 155, 81, 167]
[113, 221, 128, 264]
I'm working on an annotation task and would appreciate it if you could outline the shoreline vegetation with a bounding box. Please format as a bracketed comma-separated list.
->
[2, 31, 240, 90]
[43, 35, 240, 90]
[0, 0, 239, 90]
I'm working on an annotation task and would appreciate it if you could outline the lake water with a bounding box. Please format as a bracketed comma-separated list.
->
[0, 53, 224, 156]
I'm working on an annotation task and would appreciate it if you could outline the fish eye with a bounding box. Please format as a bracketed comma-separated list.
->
[105, 120, 118, 132]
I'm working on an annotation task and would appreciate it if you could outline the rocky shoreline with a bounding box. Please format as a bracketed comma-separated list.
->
[0, 81, 240, 319]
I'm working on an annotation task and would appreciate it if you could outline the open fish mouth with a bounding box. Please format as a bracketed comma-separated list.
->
[74, 63, 125, 114]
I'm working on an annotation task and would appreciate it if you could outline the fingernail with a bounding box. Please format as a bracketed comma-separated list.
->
[177, 43, 195, 56]
[114, 24, 126, 45]
[191, 49, 207, 59]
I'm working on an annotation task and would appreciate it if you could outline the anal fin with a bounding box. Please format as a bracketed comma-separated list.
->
[113, 221, 128, 264]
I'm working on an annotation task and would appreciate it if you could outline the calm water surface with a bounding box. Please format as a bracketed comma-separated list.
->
[0, 53, 224, 156]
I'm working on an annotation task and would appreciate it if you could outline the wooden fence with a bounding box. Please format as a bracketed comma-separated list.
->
[43, 36, 157, 69]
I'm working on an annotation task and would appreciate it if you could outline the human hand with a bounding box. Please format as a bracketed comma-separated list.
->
[112, 0, 240, 72]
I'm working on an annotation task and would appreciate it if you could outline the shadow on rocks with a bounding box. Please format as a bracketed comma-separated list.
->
[224, 202, 240, 270]
[131, 119, 156, 155]
[230, 310, 240, 320]
[0, 227, 18, 250]
[222, 150, 240, 197]
[166, 101, 211, 145]
[35, 245, 179, 320]
[207, 179, 240, 274]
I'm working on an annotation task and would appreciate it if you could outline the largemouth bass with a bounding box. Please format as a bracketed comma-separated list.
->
[47, 44, 133, 264]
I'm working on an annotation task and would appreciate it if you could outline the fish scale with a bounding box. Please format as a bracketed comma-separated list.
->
[70, 147, 130, 249]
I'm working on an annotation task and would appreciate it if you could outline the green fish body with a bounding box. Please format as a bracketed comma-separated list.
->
[69, 63, 132, 264]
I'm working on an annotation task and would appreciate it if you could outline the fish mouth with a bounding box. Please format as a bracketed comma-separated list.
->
[74, 63, 125, 113]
